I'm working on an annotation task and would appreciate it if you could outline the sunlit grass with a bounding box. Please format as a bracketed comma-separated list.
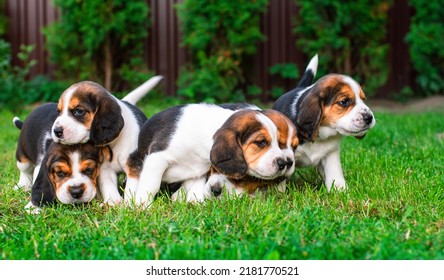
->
[1, 103, 443, 260]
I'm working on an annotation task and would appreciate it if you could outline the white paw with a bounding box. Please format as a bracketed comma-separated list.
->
[14, 183, 31, 192]
[330, 180, 347, 192]
[101, 196, 123, 207]
[24, 202, 41, 215]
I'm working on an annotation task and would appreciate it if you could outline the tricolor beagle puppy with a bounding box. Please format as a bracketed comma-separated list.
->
[14, 103, 111, 208]
[206, 109, 298, 197]
[51, 76, 163, 205]
[125, 105, 297, 208]
[272, 55, 376, 190]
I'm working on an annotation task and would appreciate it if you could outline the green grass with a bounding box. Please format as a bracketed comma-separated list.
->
[0, 102, 443, 260]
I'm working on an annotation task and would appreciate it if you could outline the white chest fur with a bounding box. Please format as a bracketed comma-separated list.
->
[295, 127, 343, 167]
[109, 102, 141, 172]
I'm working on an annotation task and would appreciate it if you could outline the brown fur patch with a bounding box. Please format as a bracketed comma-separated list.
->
[241, 128, 272, 168]
[319, 75, 357, 127]
[48, 160, 72, 191]
[57, 81, 110, 129]
[231, 175, 287, 194]
[263, 110, 298, 150]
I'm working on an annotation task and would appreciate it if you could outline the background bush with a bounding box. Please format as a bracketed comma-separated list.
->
[293, 0, 391, 96]
[0, 1, 68, 111]
[405, 0, 444, 96]
[176, 0, 268, 103]
[44, 0, 151, 91]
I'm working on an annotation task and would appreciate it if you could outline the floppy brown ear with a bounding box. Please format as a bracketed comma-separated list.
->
[99, 145, 113, 163]
[210, 127, 247, 180]
[31, 155, 56, 207]
[296, 90, 323, 142]
[90, 95, 124, 146]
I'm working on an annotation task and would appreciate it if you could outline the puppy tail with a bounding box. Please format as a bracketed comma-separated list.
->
[122, 75, 163, 105]
[296, 54, 318, 88]
[13, 117, 23, 130]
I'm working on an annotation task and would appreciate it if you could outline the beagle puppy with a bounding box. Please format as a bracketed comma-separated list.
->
[51, 76, 163, 205]
[206, 109, 298, 197]
[272, 55, 376, 190]
[125, 105, 297, 208]
[13, 103, 111, 208]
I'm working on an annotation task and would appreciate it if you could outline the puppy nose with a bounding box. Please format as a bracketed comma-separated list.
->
[277, 159, 287, 170]
[363, 113, 373, 125]
[70, 186, 84, 199]
[53, 127, 64, 138]
[211, 186, 222, 197]
[286, 159, 293, 168]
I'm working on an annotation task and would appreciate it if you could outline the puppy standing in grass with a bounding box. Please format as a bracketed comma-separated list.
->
[125, 105, 298, 208]
[273, 55, 376, 190]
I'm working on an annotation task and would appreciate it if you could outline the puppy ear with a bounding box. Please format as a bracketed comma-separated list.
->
[90, 95, 124, 146]
[296, 90, 323, 142]
[211, 127, 248, 180]
[99, 145, 113, 163]
[31, 157, 56, 207]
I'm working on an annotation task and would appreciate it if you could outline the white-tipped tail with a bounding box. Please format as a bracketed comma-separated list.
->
[13, 116, 23, 130]
[122, 75, 163, 105]
[306, 54, 318, 77]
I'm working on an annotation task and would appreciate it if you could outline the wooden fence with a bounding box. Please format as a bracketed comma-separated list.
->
[3, 0, 413, 98]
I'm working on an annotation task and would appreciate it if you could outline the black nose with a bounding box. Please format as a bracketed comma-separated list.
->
[53, 127, 64, 138]
[70, 186, 84, 199]
[277, 159, 287, 170]
[363, 113, 373, 125]
[286, 159, 293, 168]
[211, 186, 222, 197]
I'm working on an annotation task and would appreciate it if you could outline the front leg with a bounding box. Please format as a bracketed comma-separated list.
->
[99, 162, 122, 206]
[321, 147, 346, 191]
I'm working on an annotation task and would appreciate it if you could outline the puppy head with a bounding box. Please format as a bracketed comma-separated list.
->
[210, 109, 298, 181]
[52, 81, 124, 146]
[296, 74, 376, 142]
[261, 109, 298, 177]
[31, 142, 112, 206]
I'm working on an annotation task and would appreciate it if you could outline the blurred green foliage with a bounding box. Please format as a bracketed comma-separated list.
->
[44, 0, 151, 91]
[0, 0, 6, 36]
[176, 0, 268, 103]
[0, 42, 68, 111]
[293, 0, 392, 96]
[405, 0, 444, 96]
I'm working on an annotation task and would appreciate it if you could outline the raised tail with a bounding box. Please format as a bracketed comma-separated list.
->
[122, 75, 164, 105]
[296, 54, 318, 88]
[13, 117, 23, 130]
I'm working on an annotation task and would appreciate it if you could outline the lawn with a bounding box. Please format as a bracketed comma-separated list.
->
[0, 100, 443, 260]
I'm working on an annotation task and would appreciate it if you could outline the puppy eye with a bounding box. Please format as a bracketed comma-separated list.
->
[73, 108, 85, 117]
[56, 171, 66, 178]
[338, 98, 351, 107]
[83, 167, 95, 176]
[254, 140, 268, 148]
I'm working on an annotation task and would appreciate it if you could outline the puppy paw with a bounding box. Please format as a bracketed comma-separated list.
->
[14, 183, 31, 192]
[24, 202, 41, 215]
[100, 196, 123, 207]
[332, 181, 347, 192]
